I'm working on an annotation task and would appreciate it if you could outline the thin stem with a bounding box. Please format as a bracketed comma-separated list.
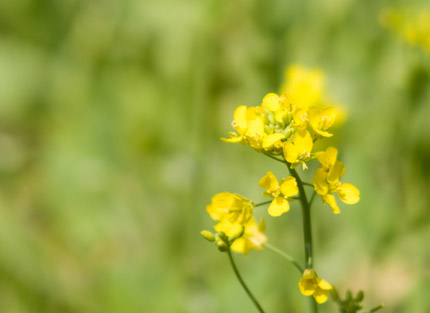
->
[264, 242, 304, 273]
[263, 153, 285, 164]
[284, 164, 314, 269]
[226, 249, 265, 313]
[254, 200, 272, 208]
[283, 158, 318, 313]
[308, 190, 316, 208]
[367, 304, 384, 313]
[302, 182, 314, 187]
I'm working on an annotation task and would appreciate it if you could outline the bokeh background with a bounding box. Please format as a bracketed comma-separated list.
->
[0, 0, 429, 312]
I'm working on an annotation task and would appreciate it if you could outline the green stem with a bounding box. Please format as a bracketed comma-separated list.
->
[264, 242, 304, 273]
[283, 160, 318, 313]
[226, 249, 265, 313]
[309, 190, 316, 208]
[254, 200, 273, 208]
[285, 165, 314, 269]
[302, 182, 314, 187]
[263, 153, 285, 163]
[367, 304, 384, 313]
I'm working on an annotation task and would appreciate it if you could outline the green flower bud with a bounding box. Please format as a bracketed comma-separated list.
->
[200, 230, 215, 242]
[356, 290, 364, 302]
[346, 290, 352, 301]
[330, 288, 340, 302]
[216, 239, 228, 252]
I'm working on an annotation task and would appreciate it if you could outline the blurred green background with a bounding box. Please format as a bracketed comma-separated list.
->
[0, 0, 429, 312]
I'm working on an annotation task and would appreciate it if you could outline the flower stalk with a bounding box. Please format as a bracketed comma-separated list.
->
[227, 248, 265, 313]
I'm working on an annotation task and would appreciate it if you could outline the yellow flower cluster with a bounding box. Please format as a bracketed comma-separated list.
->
[206, 192, 266, 255]
[380, 8, 430, 53]
[222, 66, 343, 170]
[203, 65, 360, 306]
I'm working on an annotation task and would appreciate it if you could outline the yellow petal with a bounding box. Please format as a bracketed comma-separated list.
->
[293, 108, 308, 130]
[283, 141, 300, 164]
[320, 107, 336, 130]
[214, 221, 243, 237]
[337, 183, 360, 204]
[309, 107, 336, 136]
[258, 171, 279, 193]
[262, 93, 281, 112]
[280, 176, 299, 197]
[313, 288, 329, 304]
[233, 106, 247, 134]
[312, 168, 329, 195]
[258, 219, 266, 232]
[295, 130, 313, 154]
[327, 161, 345, 184]
[323, 194, 340, 214]
[246, 116, 265, 138]
[299, 277, 316, 296]
[230, 238, 246, 254]
[317, 147, 338, 169]
[317, 278, 332, 290]
[268, 197, 290, 217]
[221, 135, 243, 143]
[262, 133, 285, 150]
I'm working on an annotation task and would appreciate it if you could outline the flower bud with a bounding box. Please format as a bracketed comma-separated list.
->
[330, 288, 339, 302]
[200, 230, 215, 242]
[216, 239, 228, 252]
[356, 290, 364, 302]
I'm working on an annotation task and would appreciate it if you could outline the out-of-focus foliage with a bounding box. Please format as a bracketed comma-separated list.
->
[0, 0, 428, 312]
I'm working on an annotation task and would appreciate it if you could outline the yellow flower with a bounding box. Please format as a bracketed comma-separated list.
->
[380, 8, 430, 53]
[298, 269, 333, 304]
[230, 217, 267, 256]
[308, 107, 336, 137]
[206, 192, 254, 226]
[280, 65, 346, 129]
[312, 147, 360, 214]
[262, 92, 291, 124]
[258, 171, 298, 216]
[281, 66, 325, 109]
[222, 105, 265, 150]
[283, 130, 314, 169]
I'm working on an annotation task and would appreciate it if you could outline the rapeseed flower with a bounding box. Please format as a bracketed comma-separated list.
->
[206, 192, 254, 230]
[380, 8, 430, 53]
[222, 105, 266, 150]
[312, 147, 360, 214]
[258, 171, 298, 216]
[230, 217, 267, 255]
[281, 66, 325, 109]
[280, 65, 346, 129]
[299, 269, 333, 304]
[283, 130, 314, 169]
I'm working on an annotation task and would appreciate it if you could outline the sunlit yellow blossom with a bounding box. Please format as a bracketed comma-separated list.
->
[222, 105, 265, 150]
[281, 66, 325, 109]
[262, 93, 291, 124]
[380, 8, 430, 53]
[206, 192, 254, 226]
[258, 171, 298, 216]
[230, 217, 267, 256]
[308, 107, 336, 137]
[280, 65, 346, 129]
[299, 269, 332, 304]
[283, 131, 314, 169]
[312, 147, 360, 214]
